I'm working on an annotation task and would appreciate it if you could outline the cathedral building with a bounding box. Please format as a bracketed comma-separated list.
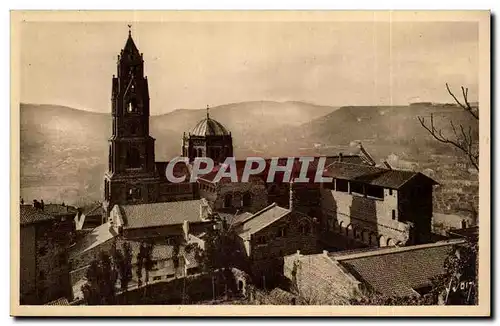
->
[103, 31, 195, 217]
[182, 108, 234, 164]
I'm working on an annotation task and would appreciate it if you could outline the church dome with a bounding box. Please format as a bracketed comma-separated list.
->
[190, 117, 230, 137]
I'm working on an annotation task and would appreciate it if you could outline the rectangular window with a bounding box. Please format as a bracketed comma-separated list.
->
[350, 182, 364, 195]
[366, 185, 384, 199]
[389, 189, 393, 196]
[166, 273, 175, 279]
[325, 180, 335, 190]
[336, 179, 349, 192]
[153, 276, 162, 281]
[392, 209, 396, 220]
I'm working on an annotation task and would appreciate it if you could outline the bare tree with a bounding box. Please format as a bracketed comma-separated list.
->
[418, 83, 479, 170]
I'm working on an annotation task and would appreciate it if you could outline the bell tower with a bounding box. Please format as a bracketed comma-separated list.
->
[103, 27, 158, 216]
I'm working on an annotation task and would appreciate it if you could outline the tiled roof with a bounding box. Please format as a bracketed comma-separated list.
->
[324, 162, 438, 189]
[81, 203, 104, 217]
[238, 203, 291, 240]
[120, 199, 211, 229]
[20, 205, 56, 225]
[69, 223, 118, 258]
[190, 117, 231, 136]
[43, 204, 78, 216]
[335, 240, 464, 297]
[219, 212, 254, 228]
[45, 297, 70, 306]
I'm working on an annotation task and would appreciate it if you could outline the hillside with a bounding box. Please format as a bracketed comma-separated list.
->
[20, 101, 338, 205]
[20, 102, 478, 213]
[259, 104, 479, 159]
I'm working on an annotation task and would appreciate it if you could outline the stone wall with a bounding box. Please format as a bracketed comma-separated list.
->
[114, 269, 242, 304]
[320, 188, 410, 246]
[208, 178, 268, 214]
[283, 252, 360, 305]
[249, 211, 319, 286]
[34, 221, 72, 304]
[20, 224, 37, 304]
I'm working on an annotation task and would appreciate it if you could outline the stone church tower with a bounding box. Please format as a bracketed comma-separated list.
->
[103, 30, 159, 215]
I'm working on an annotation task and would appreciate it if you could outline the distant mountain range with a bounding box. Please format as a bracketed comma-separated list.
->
[19, 101, 478, 206]
[20, 101, 338, 205]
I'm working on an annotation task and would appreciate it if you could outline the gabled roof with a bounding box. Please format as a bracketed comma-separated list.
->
[80, 203, 103, 217]
[324, 162, 438, 189]
[43, 204, 78, 216]
[333, 239, 464, 297]
[120, 199, 211, 230]
[237, 203, 291, 240]
[20, 205, 56, 225]
[69, 223, 118, 258]
[219, 212, 254, 228]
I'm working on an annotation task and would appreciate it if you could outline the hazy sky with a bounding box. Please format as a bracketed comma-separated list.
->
[20, 21, 478, 114]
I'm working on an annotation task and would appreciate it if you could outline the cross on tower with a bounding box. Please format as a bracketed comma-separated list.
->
[206, 105, 210, 119]
[128, 24, 132, 36]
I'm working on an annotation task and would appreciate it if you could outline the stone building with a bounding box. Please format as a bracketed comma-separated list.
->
[197, 160, 268, 214]
[68, 198, 214, 300]
[320, 161, 438, 247]
[182, 107, 234, 164]
[283, 239, 465, 304]
[103, 30, 195, 218]
[229, 200, 319, 288]
[20, 205, 74, 305]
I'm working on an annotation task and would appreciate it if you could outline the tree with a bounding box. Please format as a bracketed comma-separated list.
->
[111, 242, 133, 291]
[350, 240, 478, 306]
[418, 83, 479, 170]
[197, 225, 245, 274]
[427, 239, 478, 305]
[81, 251, 118, 305]
[135, 242, 154, 286]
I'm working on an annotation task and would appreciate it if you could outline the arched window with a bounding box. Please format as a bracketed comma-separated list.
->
[242, 192, 252, 206]
[127, 147, 141, 168]
[127, 98, 138, 113]
[224, 193, 233, 208]
[197, 148, 203, 158]
[300, 223, 310, 235]
[233, 192, 242, 208]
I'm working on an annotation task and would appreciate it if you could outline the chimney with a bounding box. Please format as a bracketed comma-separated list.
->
[338, 153, 343, 162]
[289, 181, 294, 211]
[40, 200, 44, 211]
[200, 199, 209, 220]
[183, 220, 190, 241]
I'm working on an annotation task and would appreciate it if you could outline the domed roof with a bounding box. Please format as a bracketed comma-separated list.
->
[190, 109, 230, 136]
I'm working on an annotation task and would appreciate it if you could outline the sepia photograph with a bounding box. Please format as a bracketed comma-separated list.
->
[10, 10, 490, 316]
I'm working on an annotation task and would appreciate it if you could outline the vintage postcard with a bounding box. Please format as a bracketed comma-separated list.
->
[10, 10, 490, 316]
